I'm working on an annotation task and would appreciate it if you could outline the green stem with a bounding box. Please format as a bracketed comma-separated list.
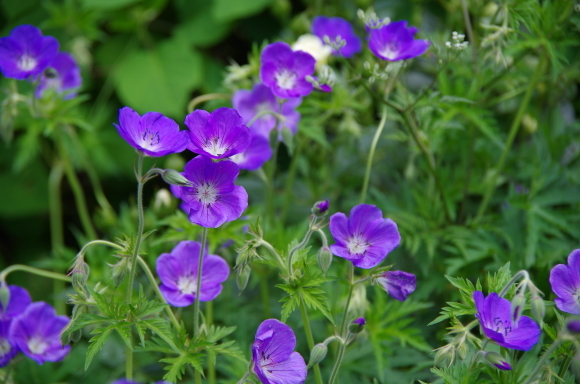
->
[474, 56, 544, 224]
[207, 301, 216, 384]
[193, 227, 208, 338]
[299, 294, 324, 384]
[0, 264, 71, 282]
[522, 338, 562, 384]
[48, 161, 65, 313]
[136, 256, 181, 330]
[125, 152, 145, 305]
[259, 240, 287, 273]
[557, 344, 574, 378]
[187, 93, 231, 113]
[125, 344, 133, 380]
[360, 106, 388, 205]
[55, 126, 97, 240]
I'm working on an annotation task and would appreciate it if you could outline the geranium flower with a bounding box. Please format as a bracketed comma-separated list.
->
[0, 320, 17, 367]
[174, 155, 248, 228]
[312, 16, 362, 58]
[291, 34, 332, 65]
[251, 319, 306, 384]
[549, 249, 580, 314]
[473, 291, 540, 351]
[114, 107, 190, 157]
[232, 83, 302, 140]
[368, 21, 429, 61]
[156, 241, 230, 307]
[260, 42, 316, 99]
[9, 302, 70, 364]
[185, 107, 251, 159]
[0, 285, 32, 319]
[329, 204, 401, 269]
[376, 270, 416, 301]
[35, 52, 82, 99]
[0, 25, 59, 80]
[230, 134, 272, 171]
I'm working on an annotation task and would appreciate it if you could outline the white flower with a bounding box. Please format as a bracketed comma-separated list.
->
[292, 34, 332, 65]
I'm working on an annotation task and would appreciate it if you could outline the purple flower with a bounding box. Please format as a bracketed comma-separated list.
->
[312, 16, 362, 58]
[9, 302, 70, 364]
[174, 155, 248, 228]
[251, 319, 307, 384]
[549, 249, 580, 314]
[233, 83, 302, 140]
[376, 270, 416, 301]
[35, 52, 81, 99]
[368, 21, 429, 61]
[352, 317, 366, 326]
[114, 107, 190, 157]
[312, 199, 329, 215]
[0, 25, 59, 80]
[348, 317, 366, 334]
[0, 320, 18, 367]
[0, 285, 32, 320]
[156, 240, 230, 307]
[260, 42, 316, 99]
[567, 320, 580, 334]
[230, 134, 272, 171]
[473, 291, 540, 351]
[329, 204, 401, 269]
[185, 107, 251, 159]
[482, 351, 511, 371]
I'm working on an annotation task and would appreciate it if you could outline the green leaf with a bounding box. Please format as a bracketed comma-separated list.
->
[161, 353, 204, 382]
[139, 318, 179, 353]
[206, 325, 237, 343]
[113, 36, 203, 118]
[174, 6, 230, 47]
[85, 326, 114, 370]
[212, 0, 273, 23]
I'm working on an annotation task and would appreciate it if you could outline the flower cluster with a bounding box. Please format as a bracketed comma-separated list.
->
[0, 25, 81, 98]
[445, 31, 470, 51]
[0, 284, 70, 367]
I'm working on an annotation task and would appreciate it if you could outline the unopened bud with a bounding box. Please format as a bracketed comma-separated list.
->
[236, 265, 251, 292]
[434, 344, 455, 367]
[109, 257, 131, 288]
[71, 262, 90, 291]
[317, 247, 333, 273]
[482, 351, 511, 370]
[348, 317, 366, 334]
[530, 296, 545, 322]
[160, 169, 191, 187]
[307, 343, 328, 368]
[511, 293, 526, 323]
[311, 199, 329, 216]
[456, 340, 469, 360]
[0, 282, 10, 312]
[567, 320, 580, 334]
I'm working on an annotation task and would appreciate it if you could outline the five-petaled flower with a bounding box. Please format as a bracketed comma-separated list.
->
[173, 155, 248, 228]
[114, 107, 190, 157]
[260, 42, 316, 99]
[473, 291, 540, 351]
[35, 52, 82, 99]
[312, 16, 362, 58]
[185, 107, 251, 159]
[0, 25, 59, 80]
[156, 241, 230, 307]
[9, 301, 70, 364]
[549, 249, 580, 315]
[251, 319, 307, 384]
[376, 270, 416, 301]
[329, 204, 401, 269]
[0, 285, 32, 367]
[368, 21, 429, 62]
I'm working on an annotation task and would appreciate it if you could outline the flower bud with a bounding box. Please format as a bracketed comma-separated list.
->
[567, 320, 580, 334]
[0, 282, 10, 312]
[510, 293, 526, 324]
[482, 351, 511, 370]
[311, 199, 329, 216]
[236, 265, 251, 292]
[348, 317, 366, 334]
[109, 257, 131, 288]
[160, 169, 191, 187]
[317, 247, 333, 274]
[71, 261, 90, 292]
[434, 344, 455, 367]
[530, 295, 545, 322]
[307, 343, 328, 368]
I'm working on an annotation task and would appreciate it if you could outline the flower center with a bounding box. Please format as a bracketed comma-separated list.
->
[195, 183, 217, 205]
[230, 152, 247, 164]
[0, 338, 11, 356]
[141, 129, 160, 149]
[493, 316, 512, 336]
[275, 70, 297, 90]
[27, 336, 48, 355]
[18, 55, 37, 71]
[346, 235, 369, 255]
[380, 41, 401, 60]
[203, 137, 229, 157]
[177, 275, 197, 295]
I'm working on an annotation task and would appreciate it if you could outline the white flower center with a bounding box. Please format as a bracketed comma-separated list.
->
[380, 41, 400, 60]
[195, 183, 217, 205]
[203, 137, 229, 157]
[275, 70, 297, 90]
[141, 129, 160, 149]
[18, 55, 37, 71]
[0, 338, 11, 356]
[27, 336, 48, 355]
[231, 152, 247, 165]
[347, 235, 369, 255]
[177, 275, 197, 295]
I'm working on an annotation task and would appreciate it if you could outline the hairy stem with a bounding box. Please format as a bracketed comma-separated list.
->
[0, 265, 71, 283]
[299, 293, 324, 384]
[125, 152, 145, 305]
[522, 338, 562, 384]
[125, 344, 133, 380]
[360, 106, 388, 205]
[187, 93, 231, 113]
[193, 227, 208, 338]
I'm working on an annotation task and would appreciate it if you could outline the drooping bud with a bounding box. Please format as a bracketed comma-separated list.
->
[71, 261, 90, 293]
[311, 199, 330, 216]
[434, 344, 455, 367]
[317, 246, 333, 274]
[482, 351, 512, 370]
[530, 295, 545, 322]
[160, 169, 191, 187]
[236, 264, 251, 292]
[0, 282, 10, 312]
[348, 317, 366, 334]
[510, 293, 526, 324]
[307, 343, 328, 368]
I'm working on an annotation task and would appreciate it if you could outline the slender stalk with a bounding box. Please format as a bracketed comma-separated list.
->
[299, 294, 324, 384]
[125, 152, 145, 305]
[49, 161, 65, 313]
[193, 227, 208, 338]
[187, 93, 231, 113]
[125, 344, 133, 380]
[259, 240, 287, 273]
[207, 301, 216, 384]
[557, 345, 574, 379]
[0, 265, 71, 282]
[498, 270, 527, 298]
[360, 106, 388, 205]
[522, 339, 562, 384]
[474, 56, 544, 224]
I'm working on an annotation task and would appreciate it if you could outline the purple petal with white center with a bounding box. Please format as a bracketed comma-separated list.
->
[9, 302, 70, 364]
[35, 52, 82, 99]
[0, 319, 18, 367]
[312, 16, 362, 58]
[0, 285, 31, 319]
[368, 20, 429, 62]
[549, 249, 580, 314]
[186, 107, 251, 159]
[159, 284, 194, 307]
[231, 134, 273, 170]
[377, 270, 416, 301]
